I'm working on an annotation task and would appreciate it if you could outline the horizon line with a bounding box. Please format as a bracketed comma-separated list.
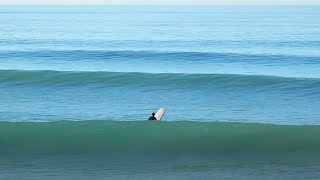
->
[1, 4, 320, 6]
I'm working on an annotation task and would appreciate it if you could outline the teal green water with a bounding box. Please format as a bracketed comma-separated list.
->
[1, 121, 320, 155]
[1, 121, 320, 179]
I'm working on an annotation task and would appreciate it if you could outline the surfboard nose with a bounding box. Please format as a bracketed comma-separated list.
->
[154, 107, 165, 121]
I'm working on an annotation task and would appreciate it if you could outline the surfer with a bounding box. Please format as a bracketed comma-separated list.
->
[148, 113, 157, 120]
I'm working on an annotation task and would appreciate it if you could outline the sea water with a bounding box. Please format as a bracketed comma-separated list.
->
[0, 5, 320, 179]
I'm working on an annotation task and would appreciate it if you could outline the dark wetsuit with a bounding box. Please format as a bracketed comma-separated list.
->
[148, 116, 157, 120]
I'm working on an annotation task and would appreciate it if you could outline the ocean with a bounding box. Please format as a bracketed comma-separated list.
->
[0, 5, 320, 179]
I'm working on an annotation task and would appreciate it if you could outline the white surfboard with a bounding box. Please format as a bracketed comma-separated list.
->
[154, 107, 165, 121]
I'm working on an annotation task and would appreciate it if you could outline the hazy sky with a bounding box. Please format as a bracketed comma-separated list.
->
[1, 0, 320, 5]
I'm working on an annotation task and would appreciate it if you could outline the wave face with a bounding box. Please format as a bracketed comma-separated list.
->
[0, 69, 320, 124]
[0, 121, 320, 155]
[0, 70, 319, 124]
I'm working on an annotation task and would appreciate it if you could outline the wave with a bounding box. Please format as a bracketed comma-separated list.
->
[0, 70, 319, 92]
[1, 50, 319, 78]
[2, 39, 320, 48]
[1, 50, 319, 63]
[0, 120, 319, 155]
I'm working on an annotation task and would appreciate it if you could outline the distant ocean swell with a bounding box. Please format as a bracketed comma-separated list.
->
[0, 121, 319, 155]
[1, 50, 319, 79]
[1, 39, 320, 48]
[1, 50, 319, 63]
[1, 70, 319, 94]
